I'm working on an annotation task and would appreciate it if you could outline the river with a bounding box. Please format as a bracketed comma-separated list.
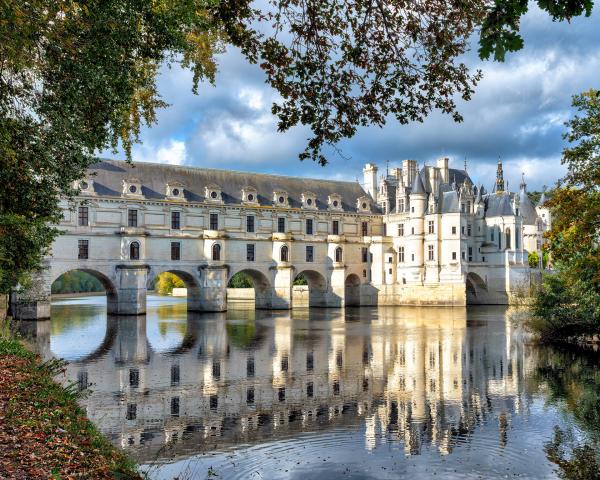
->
[22, 295, 600, 479]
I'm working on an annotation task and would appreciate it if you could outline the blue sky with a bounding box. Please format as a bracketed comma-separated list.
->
[105, 4, 600, 192]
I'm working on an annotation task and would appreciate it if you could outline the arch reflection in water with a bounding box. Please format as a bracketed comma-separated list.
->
[47, 302, 536, 470]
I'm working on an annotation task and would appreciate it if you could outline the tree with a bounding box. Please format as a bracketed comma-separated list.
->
[1, 0, 594, 294]
[228, 273, 253, 288]
[529, 89, 600, 340]
[155, 272, 185, 296]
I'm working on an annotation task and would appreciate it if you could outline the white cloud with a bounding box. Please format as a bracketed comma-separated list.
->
[133, 139, 187, 166]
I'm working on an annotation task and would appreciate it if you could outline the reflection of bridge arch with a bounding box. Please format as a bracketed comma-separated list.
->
[466, 272, 488, 305]
[295, 270, 328, 307]
[228, 268, 273, 309]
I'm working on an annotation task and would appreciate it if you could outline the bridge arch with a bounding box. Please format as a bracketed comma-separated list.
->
[147, 266, 202, 311]
[466, 272, 488, 305]
[345, 273, 361, 307]
[50, 267, 119, 312]
[295, 269, 328, 307]
[228, 268, 273, 309]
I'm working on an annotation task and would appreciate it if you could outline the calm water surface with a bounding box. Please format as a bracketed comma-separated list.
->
[23, 296, 600, 479]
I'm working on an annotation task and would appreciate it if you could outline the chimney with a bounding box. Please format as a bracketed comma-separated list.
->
[437, 157, 449, 183]
[363, 163, 378, 202]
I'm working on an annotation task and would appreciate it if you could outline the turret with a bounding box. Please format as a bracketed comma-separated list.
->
[409, 171, 427, 217]
[363, 163, 378, 202]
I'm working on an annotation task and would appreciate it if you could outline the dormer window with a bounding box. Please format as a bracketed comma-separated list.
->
[123, 179, 143, 198]
[357, 196, 371, 213]
[273, 190, 289, 207]
[166, 182, 185, 201]
[301, 191, 317, 209]
[75, 178, 95, 195]
[242, 186, 258, 205]
[328, 194, 343, 211]
[205, 184, 223, 203]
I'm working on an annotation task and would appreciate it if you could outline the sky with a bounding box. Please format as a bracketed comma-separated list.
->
[105, 4, 600, 192]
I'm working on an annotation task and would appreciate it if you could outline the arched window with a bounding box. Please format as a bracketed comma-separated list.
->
[335, 246, 343, 263]
[130, 241, 140, 260]
[505, 228, 511, 250]
[212, 243, 221, 261]
[280, 245, 289, 262]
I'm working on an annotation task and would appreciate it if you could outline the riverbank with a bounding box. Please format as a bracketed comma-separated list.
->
[0, 324, 141, 479]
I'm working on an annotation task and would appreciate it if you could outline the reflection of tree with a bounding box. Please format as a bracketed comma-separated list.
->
[545, 427, 600, 480]
[226, 321, 257, 349]
[50, 305, 103, 336]
[532, 347, 600, 479]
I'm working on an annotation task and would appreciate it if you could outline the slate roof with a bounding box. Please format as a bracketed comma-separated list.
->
[87, 159, 370, 212]
[519, 189, 538, 225]
[484, 192, 515, 217]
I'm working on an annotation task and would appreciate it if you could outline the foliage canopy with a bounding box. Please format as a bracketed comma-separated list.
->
[0, 0, 594, 293]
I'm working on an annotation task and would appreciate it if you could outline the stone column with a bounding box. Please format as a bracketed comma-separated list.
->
[113, 265, 149, 315]
[198, 265, 228, 312]
[10, 263, 52, 320]
[272, 265, 294, 309]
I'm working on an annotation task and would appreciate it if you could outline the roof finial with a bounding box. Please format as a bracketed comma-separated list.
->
[464, 156, 468, 172]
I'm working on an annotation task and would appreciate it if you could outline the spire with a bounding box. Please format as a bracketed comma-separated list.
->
[475, 184, 483, 203]
[538, 185, 548, 206]
[464, 157, 468, 173]
[411, 171, 426, 194]
[495, 159, 505, 193]
[520, 172, 526, 191]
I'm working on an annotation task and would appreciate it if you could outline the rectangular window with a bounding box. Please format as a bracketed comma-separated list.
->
[399, 199, 404, 212]
[361, 221, 368, 236]
[278, 387, 286, 402]
[461, 226, 465, 235]
[411, 253, 415, 261]
[171, 242, 181, 261]
[277, 217, 285, 233]
[306, 382, 314, 398]
[210, 395, 218, 410]
[468, 246, 473, 262]
[461, 203, 466, 213]
[398, 224, 404, 236]
[78, 239, 89, 259]
[462, 251, 466, 260]
[452, 251, 457, 260]
[246, 215, 255, 233]
[332, 220, 339, 235]
[428, 220, 434, 234]
[171, 364, 180, 385]
[171, 211, 180, 230]
[129, 369, 139, 388]
[362, 247, 368, 263]
[452, 226, 457, 235]
[210, 213, 219, 230]
[128, 209, 137, 227]
[306, 246, 314, 262]
[428, 245, 434, 261]
[467, 224, 472, 236]
[281, 355, 289, 372]
[171, 397, 180, 417]
[247, 357, 255, 378]
[78, 206, 89, 226]
[398, 247, 405, 263]
[306, 219, 313, 235]
[246, 244, 255, 262]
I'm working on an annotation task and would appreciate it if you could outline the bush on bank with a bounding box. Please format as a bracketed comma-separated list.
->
[0, 322, 141, 479]
[527, 272, 600, 343]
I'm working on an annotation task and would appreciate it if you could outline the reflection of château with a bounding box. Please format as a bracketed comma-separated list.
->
[31, 307, 534, 462]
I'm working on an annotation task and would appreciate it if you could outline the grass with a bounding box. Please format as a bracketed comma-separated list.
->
[0, 318, 142, 479]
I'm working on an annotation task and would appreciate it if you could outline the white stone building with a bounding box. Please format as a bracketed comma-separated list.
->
[12, 158, 550, 319]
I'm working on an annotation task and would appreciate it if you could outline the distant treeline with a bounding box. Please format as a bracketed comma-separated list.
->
[51, 271, 103, 294]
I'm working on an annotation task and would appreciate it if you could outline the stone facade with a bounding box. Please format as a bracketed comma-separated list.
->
[11, 158, 550, 319]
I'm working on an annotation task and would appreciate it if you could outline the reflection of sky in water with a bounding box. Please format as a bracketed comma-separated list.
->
[43, 298, 600, 480]
[50, 295, 188, 360]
